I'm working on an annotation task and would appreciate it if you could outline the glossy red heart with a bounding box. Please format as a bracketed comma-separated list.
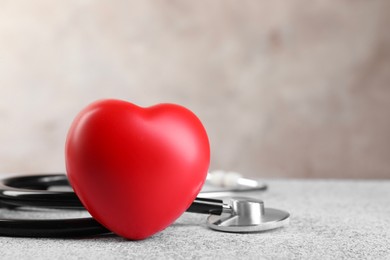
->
[65, 99, 210, 240]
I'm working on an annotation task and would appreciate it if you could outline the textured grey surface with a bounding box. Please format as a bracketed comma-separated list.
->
[0, 179, 389, 259]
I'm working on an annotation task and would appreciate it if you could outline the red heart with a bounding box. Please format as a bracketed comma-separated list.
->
[65, 99, 210, 240]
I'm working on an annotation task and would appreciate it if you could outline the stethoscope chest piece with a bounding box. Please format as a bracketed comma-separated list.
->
[207, 198, 290, 233]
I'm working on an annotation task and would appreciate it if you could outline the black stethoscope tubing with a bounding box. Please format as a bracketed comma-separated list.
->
[0, 174, 227, 237]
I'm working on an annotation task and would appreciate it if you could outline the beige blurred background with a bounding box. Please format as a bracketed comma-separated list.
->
[0, 1, 389, 179]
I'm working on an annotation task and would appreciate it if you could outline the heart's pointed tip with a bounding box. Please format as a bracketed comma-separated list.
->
[114, 228, 162, 241]
[120, 234, 153, 241]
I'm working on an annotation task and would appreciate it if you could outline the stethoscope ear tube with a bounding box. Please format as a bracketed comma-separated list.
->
[0, 218, 109, 238]
[0, 175, 83, 209]
[0, 174, 108, 237]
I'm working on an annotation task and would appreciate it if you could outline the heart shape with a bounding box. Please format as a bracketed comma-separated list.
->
[65, 99, 210, 240]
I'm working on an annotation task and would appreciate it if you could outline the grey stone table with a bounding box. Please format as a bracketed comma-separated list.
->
[0, 177, 389, 259]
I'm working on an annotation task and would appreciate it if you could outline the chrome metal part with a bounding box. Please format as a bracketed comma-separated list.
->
[207, 198, 290, 233]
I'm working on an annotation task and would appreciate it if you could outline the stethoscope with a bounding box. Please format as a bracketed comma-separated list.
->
[0, 171, 290, 237]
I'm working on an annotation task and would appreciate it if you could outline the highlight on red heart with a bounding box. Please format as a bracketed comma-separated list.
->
[65, 99, 210, 240]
